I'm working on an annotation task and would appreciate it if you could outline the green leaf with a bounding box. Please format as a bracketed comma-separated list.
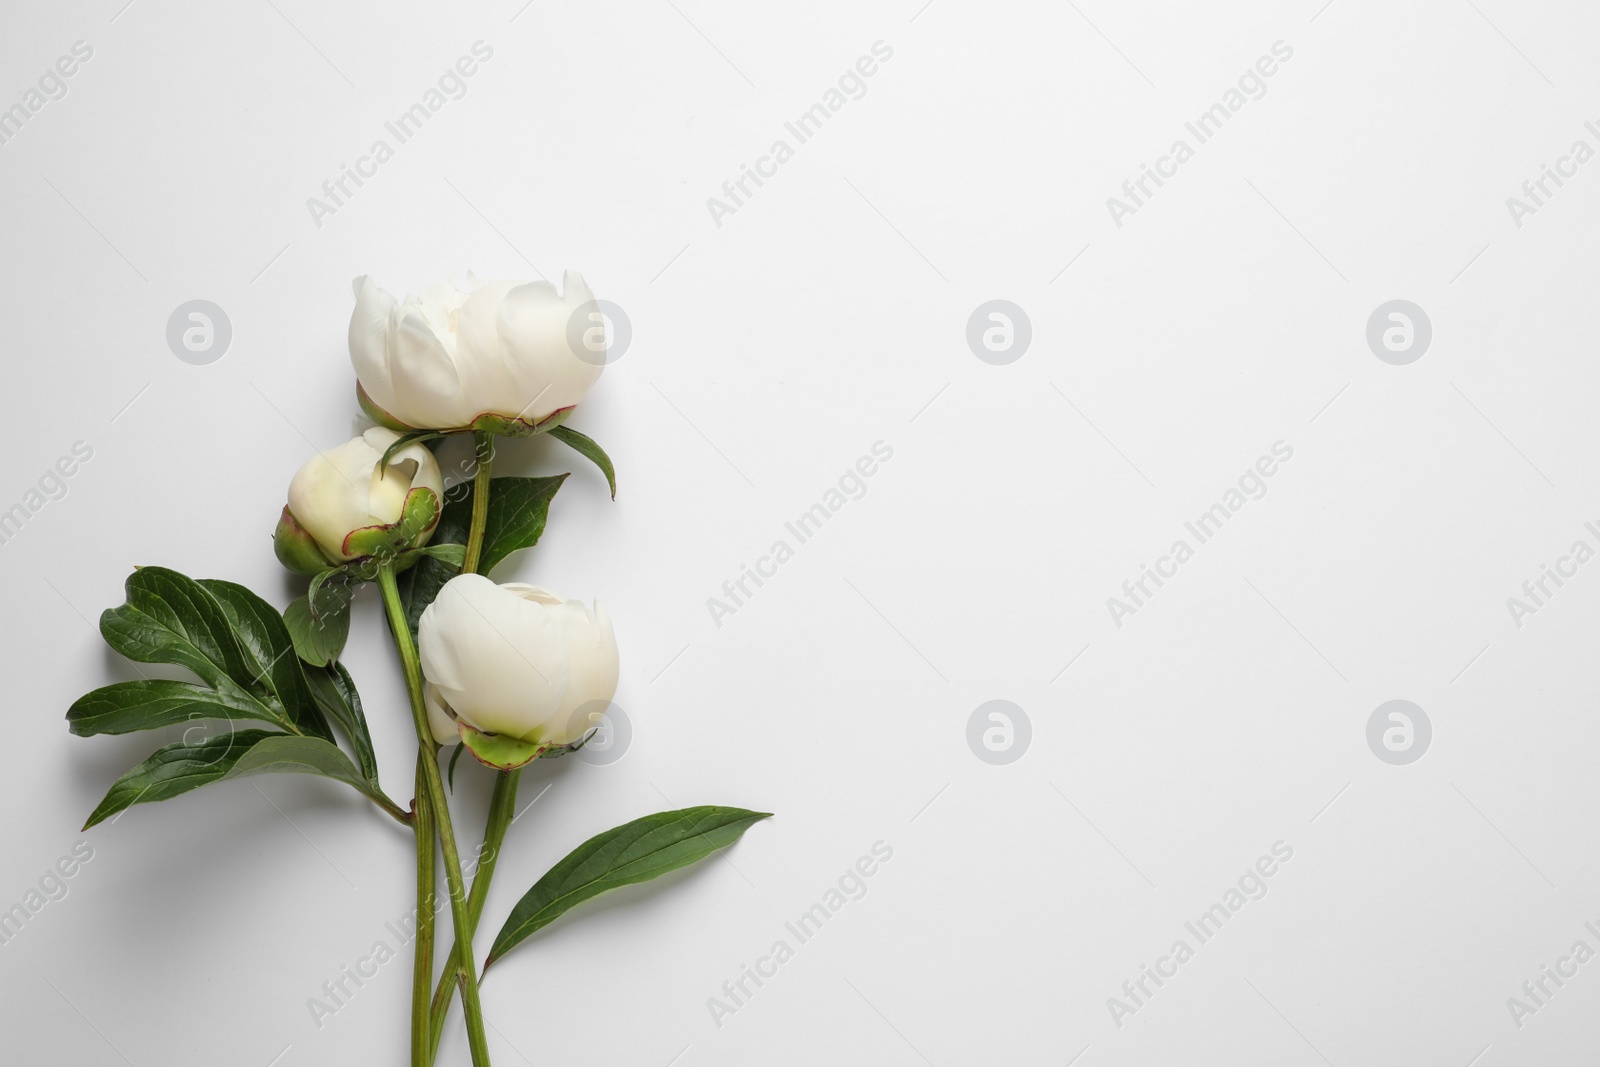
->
[548, 425, 616, 499]
[284, 576, 354, 667]
[395, 474, 567, 635]
[380, 428, 449, 470]
[83, 729, 276, 828]
[303, 662, 379, 787]
[83, 730, 389, 829]
[95, 568, 327, 739]
[396, 488, 471, 637]
[410, 543, 467, 568]
[199, 579, 332, 740]
[479, 474, 568, 575]
[100, 567, 253, 691]
[447, 744, 466, 791]
[67, 680, 280, 737]
[486, 806, 772, 968]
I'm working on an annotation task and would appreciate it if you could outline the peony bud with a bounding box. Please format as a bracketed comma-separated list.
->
[274, 428, 445, 575]
[350, 272, 604, 435]
[418, 574, 619, 760]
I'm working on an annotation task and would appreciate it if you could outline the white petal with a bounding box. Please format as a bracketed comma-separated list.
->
[392, 310, 468, 428]
[453, 279, 524, 420]
[501, 582, 562, 606]
[349, 276, 399, 415]
[562, 269, 594, 307]
[424, 683, 460, 746]
[403, 441, 445, 521]
[418, 574, 571, 741]
[284, 429, 446, 559]
[547, 598, 619, 743]
[367, 458, 415, 524]
[497, 278, 602, 421]
[286, 434, 383, 560]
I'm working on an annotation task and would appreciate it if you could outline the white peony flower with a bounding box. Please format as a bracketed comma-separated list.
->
[349, 272, 605, 434]
[418, 574, 619, 750]
[274, 427, 444, 573]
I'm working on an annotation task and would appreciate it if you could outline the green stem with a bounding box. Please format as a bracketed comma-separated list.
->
[411, 755, 436, 1066]
[461, 432, 495, 575]
[374, 790, 414, 826]
[428, 468, 516, 1064]
[378, 563, 493, 1067]
[427, 769, 521, 1063]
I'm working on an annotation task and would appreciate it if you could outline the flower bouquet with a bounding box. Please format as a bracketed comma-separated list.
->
[66, 272, 769, 1064]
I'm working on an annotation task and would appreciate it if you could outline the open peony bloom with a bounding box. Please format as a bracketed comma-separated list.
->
[274, 427, 444, 574]
[350, 272, 605, 435]
[418, 574, 619, 754]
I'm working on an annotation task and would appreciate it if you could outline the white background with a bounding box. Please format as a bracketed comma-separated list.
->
[2, 0, 1597, 1064]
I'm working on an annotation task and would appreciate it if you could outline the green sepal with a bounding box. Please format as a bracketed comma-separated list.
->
[447, 744, 466, 791]
[358, 379, 578, 440]
[358, 377, 579, 439]
[458, 723, 549, 771]
[394, 483, 442, 546]
[468, 405, 574, 438]
[342, 485, 441, 560]
[547, 425, 616, 499]
[357, 382, 415, 433]
[274, 507, 337, 577]
[538, 731, 596, 760]
[379, 429, 450, 471]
